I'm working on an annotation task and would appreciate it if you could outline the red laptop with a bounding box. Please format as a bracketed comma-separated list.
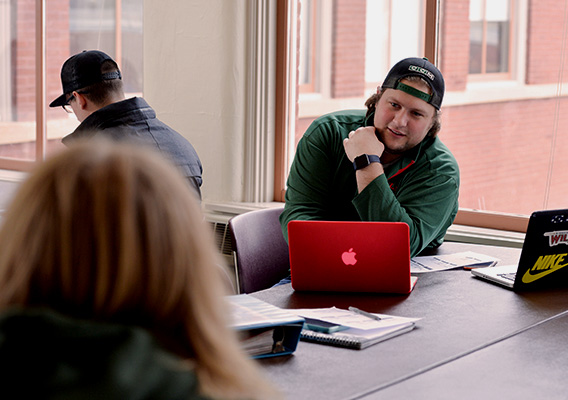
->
[288, 221, 417, 294]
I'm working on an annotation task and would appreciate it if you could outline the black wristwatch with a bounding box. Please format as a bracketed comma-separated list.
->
[353, 154, 381, 171]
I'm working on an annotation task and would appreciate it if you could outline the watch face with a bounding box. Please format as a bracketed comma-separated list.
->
[354, 154, 380, 170]
[354, 154, 369, 170]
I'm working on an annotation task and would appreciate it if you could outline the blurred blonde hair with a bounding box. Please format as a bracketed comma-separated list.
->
[0, 140, 277, 399]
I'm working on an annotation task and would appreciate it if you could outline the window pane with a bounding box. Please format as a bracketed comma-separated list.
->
[0, 0, 37, 161]
[118, 0, 144, 95]
[0, 1, 143, 166]
[68, 0, 143, 95]
[468, 0, 511, 76]
[485, 0, 509, 22]
[70, 0, 116, 53]
[469, 0, 483, 22]
[469, 21, 483, 74]
[441, 0, 568, 215]
[45, 0, 143, 159]
[299, 0, 314, 87]
[284, 0, 568, 223]
[297, 0, 424, 147]
[365, 0, 390, 83]
[486, 21, 509, 73]
[390, 0, 423, 65]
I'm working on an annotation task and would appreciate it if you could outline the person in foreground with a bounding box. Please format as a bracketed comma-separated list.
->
[280, 57, 460, 258]
[49, 49, 203, 200]
[0, 140, 277, 399]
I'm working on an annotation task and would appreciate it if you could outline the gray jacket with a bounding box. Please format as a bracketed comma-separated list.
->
[63, 97, 203, 199]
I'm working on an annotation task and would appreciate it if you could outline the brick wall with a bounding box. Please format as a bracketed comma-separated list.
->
[331, 0, 366, 97]
[526, 0, 568, 85]
[439, 0, 470, 91]
[15, 0, 69, 121]
[15, 0, 35, 121]
[441, 98, 568, 212]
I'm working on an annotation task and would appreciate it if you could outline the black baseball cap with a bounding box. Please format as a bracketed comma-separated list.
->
[49, 50, 122, 108]
[381, 57, 445, 110]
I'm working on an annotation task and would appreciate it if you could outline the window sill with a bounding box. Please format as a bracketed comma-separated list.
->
[0, 170, 27, 182]
[445, 224, 524, 249]
[203, 201, 525, 248]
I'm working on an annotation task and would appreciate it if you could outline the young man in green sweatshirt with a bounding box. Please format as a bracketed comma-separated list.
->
[281, 57, 459, 258]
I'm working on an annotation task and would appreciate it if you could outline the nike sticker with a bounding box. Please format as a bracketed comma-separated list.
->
[522, 253, 568, 283]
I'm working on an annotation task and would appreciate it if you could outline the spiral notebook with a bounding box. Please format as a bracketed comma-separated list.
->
[301, 322, 415, 349]
[295, 307, 418, 350]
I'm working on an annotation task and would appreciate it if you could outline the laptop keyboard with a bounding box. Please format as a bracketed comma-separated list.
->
[498, 272, 516, 282]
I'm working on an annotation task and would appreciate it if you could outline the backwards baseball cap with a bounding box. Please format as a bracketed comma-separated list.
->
[381, 57, 445, 110]
[49, 50, 122, 108]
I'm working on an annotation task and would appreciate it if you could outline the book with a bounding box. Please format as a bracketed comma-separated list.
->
[411, 251, 500, 273]
[227, 294, 304, 359]
[294, 307, 419, 350]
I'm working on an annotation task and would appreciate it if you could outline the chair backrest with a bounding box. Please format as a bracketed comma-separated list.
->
[228, 207, 290, 294]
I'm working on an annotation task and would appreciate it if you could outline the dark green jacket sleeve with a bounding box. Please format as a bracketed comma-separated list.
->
[280, 112, 362, 242]
[353, 160, 459, 256]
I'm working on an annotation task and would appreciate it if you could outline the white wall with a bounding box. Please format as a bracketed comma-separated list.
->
[144, 0, 249, 202]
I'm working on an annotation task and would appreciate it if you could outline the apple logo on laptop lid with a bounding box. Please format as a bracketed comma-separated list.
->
[341, 248, 357, 265]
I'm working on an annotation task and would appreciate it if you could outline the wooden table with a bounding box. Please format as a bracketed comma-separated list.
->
[251, 242, 568, 399]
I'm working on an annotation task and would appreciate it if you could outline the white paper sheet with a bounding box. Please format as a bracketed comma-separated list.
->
[410, 251, 499, 273]
[292, 307, 419, 330]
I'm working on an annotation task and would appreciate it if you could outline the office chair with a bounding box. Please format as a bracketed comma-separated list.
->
[228, 207, 290, 294]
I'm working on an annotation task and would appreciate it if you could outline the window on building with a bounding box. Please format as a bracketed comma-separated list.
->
[0, 0, 143, 169]
[469, 0, 512, 77]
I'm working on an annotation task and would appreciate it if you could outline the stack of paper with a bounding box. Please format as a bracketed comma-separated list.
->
[411, 251, 500, 273]
[228, 294, 304, 358]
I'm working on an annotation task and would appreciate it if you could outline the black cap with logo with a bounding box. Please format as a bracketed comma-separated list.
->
[381, 57, 445, 110]
[49, 50, 121, 108]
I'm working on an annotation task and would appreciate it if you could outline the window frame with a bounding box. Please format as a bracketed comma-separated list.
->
[0, 0, 47, 172]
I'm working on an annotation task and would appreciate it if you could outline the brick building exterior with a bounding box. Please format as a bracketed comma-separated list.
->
[441, 0, 568, 213]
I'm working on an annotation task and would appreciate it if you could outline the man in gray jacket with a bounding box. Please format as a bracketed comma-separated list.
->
[50, 50, 203, 199]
